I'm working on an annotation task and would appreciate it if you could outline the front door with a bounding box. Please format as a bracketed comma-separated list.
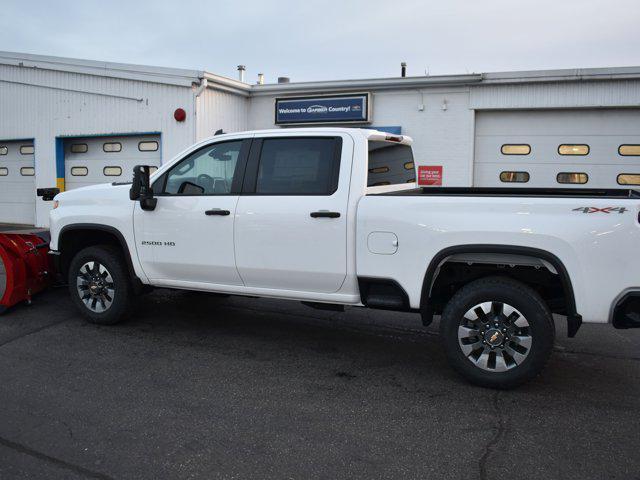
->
[234, 134, 352, 293]
[134, 138, 250, 286]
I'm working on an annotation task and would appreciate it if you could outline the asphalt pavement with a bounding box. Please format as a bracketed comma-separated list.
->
[0, 287, 639, 479]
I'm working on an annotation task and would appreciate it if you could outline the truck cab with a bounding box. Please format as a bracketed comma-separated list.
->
[51, 128, 415, 306]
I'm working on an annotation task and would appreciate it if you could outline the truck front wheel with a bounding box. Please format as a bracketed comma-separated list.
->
[439, 276, 554, 389]
[68, 245, 133, 325]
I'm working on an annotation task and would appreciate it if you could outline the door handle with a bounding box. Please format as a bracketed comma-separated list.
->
[310, 211, 341, 218]
[205, 209, 231, 216]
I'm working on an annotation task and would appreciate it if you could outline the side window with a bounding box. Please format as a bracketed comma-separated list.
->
[255, 137, 341, 195]
[162, 141, 243, 195]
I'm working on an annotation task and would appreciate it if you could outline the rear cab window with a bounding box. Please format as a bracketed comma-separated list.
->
[367, 139, 415, 188]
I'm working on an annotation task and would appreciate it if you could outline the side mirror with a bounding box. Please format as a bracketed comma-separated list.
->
[130, 165, 157, 211]
[36, 188, 60, 201]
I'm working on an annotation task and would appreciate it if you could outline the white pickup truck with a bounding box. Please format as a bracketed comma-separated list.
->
[49, 127, 640, 388]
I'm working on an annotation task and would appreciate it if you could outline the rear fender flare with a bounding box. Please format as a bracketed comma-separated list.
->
[420, 244, 581, 336]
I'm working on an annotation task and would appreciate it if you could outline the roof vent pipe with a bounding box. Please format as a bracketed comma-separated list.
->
[278, 77, 290, 84]
[401, 62, 407, 78]
[237, 65, 246, 82]
[257, 73, 264, 85]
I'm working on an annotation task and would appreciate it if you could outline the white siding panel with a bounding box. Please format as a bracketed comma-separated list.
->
[471, 80, 640, 110]
[196, 89, 248, 140]
[0, 64, 196, 226]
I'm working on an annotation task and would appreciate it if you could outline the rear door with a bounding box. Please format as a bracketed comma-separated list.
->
[234, 133, 353, 293]
[0, 141, 35, 225]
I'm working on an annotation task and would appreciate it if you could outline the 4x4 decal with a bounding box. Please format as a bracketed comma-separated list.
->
[573, 207, 628, 214]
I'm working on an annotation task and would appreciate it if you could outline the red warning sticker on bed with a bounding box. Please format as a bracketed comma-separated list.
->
[418, 166, 443, 186]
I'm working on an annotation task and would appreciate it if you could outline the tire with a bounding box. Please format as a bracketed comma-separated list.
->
[439, 276, 554, 389]
[68, 245, 134, 325]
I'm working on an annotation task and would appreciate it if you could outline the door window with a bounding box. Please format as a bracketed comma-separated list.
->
[161, 141, 243, 195]
[254, 138, 341, 195]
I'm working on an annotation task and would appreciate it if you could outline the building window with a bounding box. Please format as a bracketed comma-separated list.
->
[558, 144, 589, 155]
[20, 145, 34, 155]
[369, 166, 389, 174]
[103, 142, 122, 153]
[619, 145, 640, 156]
[499, 171, 529, 183]
[71, 166, 88, 176]
[103, 166, 122, 176]
[20, 167, 35, 176]
[70, 143, 88, 153]
[617, 174, 640, 185]
[138, 141, 159, 152]
[557, 172, 588, 184]
[501, 144, 531, 155]
[0, 167, 7, 176]
[0, 146, 7, 155]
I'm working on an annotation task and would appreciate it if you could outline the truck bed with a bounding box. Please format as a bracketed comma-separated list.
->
[373, 187, 640, 198]
[357, 186, 640, 323]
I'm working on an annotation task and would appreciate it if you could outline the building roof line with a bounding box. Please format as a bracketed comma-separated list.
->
[248, 74, 483, 95]
[0, 50, 206, 87]
[3, 51, 640, 95]
[203, 72, 252, 96]
[249, 66, 640, 95]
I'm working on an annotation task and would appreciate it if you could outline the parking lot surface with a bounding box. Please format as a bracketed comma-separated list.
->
[0, 288, 639, 479]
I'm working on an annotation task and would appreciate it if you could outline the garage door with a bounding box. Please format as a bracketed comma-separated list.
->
[0, 140, 35, 225]
[474, 109, 640, 188]
[65, 134, 161, 191]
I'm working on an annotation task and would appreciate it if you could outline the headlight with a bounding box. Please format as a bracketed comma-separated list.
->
[53, 200, 59, 209]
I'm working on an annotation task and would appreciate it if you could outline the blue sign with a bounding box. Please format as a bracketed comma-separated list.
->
[275, 94, 369, 125]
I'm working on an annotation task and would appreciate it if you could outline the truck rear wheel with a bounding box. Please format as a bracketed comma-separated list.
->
[68, 245, 133, 325]
[439, 276, 554, 389]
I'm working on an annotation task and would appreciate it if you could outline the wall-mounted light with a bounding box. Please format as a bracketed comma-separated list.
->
[174, 108, 186, 122]
[441, 99, 448, 111]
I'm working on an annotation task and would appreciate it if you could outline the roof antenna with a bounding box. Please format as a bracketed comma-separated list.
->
[214, 129, 225, 136]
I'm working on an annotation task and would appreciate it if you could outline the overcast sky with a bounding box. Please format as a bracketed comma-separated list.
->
[1, 0, 639, 83]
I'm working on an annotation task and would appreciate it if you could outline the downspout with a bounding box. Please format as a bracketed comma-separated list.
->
[193, 77, 208, 143]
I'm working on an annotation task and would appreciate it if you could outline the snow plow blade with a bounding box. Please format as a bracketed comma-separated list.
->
[0, 232, 55, 314]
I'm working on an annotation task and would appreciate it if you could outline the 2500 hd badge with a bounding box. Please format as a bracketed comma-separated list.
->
[141, 240, 175, 246]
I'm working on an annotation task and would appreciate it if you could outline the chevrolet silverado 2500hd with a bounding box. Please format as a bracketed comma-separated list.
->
[49, 128, 640, 388]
